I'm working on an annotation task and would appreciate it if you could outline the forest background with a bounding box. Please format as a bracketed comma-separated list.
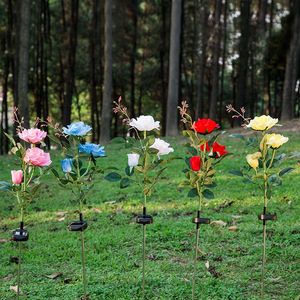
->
[0, 0, 300, 151]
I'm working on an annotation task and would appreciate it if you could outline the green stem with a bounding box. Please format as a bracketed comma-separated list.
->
[261, 138, 269, 300]
[192, 227, 200, 300]
[192, 182, 203, 300]
[142, 224, 146, 300]
[17, 242, 21, 300]
[80, 230, 87, 299]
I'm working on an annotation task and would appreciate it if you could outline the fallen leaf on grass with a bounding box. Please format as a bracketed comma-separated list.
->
[211, 220, 227, 227]
[92, 208, 102, 214]
[205, 261, 222, 278]
[64, 278, 72, 284]
[214, 200, 234, 212]
[228, 225, 238, 232]
[57, 217, 65, 222]
[56, 211, 67, 217]
[45, 272, 63, 280]
[10, 285, 21, 294]
[3, 274, 13, 281]
[147, 254, 157, 261]
[0, 238, 9, 243]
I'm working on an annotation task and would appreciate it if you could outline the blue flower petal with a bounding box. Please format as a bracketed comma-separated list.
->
[62, 122, 92, 136]
[61, 158, 73, 173]
[78, 143, 106, 158]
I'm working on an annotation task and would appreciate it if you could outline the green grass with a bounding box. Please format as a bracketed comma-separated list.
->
[0, 133, 299, 299]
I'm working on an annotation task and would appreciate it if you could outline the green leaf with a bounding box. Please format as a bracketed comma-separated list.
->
[120, 177, 130, 189]
[188, 188, 198, 198]
[279, 167, 294, 177]
[59, 178, 69, 185]
[185, 146, 197, 156]
[125, 166, 134, 176]
[51, 169, 60, 178]
[202, 189, 214, 200]
[104, 172, 122, 182]
[4, 132, 16, 146]
[80, 168, 88, 176]
[73, 159, 82, 169]
[229, 170, 243, 177]
[0, 181, 11, 191]
[268, 174, 282, 186]
[204, 182, 217, 189]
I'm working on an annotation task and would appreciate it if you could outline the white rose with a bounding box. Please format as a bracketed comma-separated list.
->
[127, 153, 140, 171]
[150, 138, 174, 158]
[129, 115, 160, 131]
[246, 115, 278, 131]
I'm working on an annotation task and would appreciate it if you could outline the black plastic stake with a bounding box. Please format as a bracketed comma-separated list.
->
[191, 210, 210, 300]
[258, 207, 277, 299]
[136, 206, 153, 300]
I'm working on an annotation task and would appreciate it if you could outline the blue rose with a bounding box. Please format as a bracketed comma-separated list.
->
[78, 143, 105, 158]
[62, 122, 92, 136]
[61, 158, 73, 173]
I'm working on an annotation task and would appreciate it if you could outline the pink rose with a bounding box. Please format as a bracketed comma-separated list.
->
[24, 147, 52, 167]
[18, 128, 47, 144]
[11, 170, 23, 185]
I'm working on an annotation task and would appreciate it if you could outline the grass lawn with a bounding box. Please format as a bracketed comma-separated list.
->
[0, 132, 299, 299]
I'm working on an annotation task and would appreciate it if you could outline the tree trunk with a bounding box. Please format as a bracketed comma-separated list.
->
[209, 0, 222, 119]
[166, 0, 182, 136]
[100, 0, 113, 144]
[160, 0, 167, 135]
[62, 0, 79, 126]
[235, 0, 251, 115]
[16, 0, 31, 127]
[219, 0, 227, 122]
[281, 2, 300, 120]
[195, 0, 208, 119]
[130, 0, 138, 118]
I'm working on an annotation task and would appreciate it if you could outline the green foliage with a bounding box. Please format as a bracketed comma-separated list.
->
[105, 172, 122, 182]
[0, 135, 299, 299]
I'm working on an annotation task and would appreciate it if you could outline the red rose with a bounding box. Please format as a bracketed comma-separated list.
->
[200, 142, 210, 152]
[192, 118, 219, 134]
[212, 142, 227, 158]
[190, 156, 201, 171]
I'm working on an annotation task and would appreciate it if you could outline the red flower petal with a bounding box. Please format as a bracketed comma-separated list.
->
[189, 156, 201, 171]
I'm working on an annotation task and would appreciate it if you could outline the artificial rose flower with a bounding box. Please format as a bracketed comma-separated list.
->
[265, 133, 289, 149]
[149, 138, 174, 158]
[246, 115, 278, 131]
[211, 142, 228, 158]
[61, 158, 73, 173]
[78, 143, 105, 157]
[24, 147, 52, 167]
[18, 128, 47, 144]
[200, 142, 210, 152]
[11, 170, 23, 185]
[192, 118, 219, 134]
[62, 121, 92, 136]
[190, 156, 201, 171]
[246, 152, 262, 170]
[127, 153, 140, 171]
[129, 115, 160, 131]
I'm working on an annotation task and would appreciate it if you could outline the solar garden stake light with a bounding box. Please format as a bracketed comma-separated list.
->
[109, 97, 174, 299]
[226, 105, 292, 299]
[50, 121, 106, 300]
[178, 101, 228, 300]
[0, 110, 51, 299]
